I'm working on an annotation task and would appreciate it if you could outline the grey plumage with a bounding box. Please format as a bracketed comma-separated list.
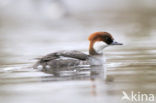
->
[33, 50, 90, 69]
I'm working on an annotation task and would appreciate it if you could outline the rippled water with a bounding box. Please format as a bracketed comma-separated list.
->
[0, 2, 156, 103]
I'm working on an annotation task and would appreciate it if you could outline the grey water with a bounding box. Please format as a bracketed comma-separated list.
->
[0, 0, 156, 103]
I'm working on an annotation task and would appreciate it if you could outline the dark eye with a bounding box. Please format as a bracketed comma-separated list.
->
[105, 37, 113, 44]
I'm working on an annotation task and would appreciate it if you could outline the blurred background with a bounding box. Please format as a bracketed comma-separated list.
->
[0, 0, 156, 103]
[0, 0, 156, 64]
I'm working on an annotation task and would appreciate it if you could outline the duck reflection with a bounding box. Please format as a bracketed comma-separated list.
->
[90, 65, 107, 96]
[39, 65, 110, 96]
[39, 65, 108, 81]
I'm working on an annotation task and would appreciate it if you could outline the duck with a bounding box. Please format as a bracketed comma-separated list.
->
[33, 32, 123, 70]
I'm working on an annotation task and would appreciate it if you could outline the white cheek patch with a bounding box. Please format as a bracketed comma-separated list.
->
[94, 41, 106, 48]
[93, 41, 108, 53]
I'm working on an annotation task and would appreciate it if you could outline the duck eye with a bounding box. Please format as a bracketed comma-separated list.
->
[105, 37, 113, 44]
[106, 37, 109, 40]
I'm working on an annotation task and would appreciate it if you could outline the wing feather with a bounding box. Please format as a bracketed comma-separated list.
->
[39, 50, 89, 63]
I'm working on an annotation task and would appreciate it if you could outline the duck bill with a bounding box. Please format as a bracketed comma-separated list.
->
[111, 41, 123, 45]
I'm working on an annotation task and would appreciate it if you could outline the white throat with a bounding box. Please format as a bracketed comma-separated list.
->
[93, 41, 108, 54]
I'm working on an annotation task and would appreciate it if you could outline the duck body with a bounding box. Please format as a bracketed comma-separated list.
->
[33, 32, 122, 70]
[33, 50, 89, 69]
[33, 50, 105, 70]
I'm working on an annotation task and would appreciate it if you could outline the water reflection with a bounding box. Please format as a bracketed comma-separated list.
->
[39, 65, 107, 82]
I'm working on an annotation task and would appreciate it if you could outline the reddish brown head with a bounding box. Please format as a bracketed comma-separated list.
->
[88, 32, 122, 55]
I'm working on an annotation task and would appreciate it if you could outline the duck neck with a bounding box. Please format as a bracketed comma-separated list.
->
[89, 41, 99, 55]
